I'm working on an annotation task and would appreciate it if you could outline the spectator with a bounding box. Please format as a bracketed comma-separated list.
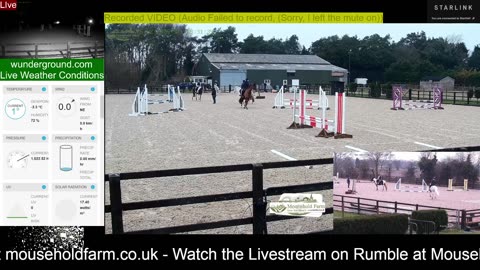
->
[212, 84, 217, 104]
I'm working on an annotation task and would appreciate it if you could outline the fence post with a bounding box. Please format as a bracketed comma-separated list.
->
[428, 91, 431, 101]
[252, 163, 267, 235]
[416, 204, 419, 211]
[395, 201, 398, 213]
[461, 210, 467, 230]
[1, 45, 5, 57]
[341, 196, 344, 218]
[109, 174, 124, 234]
[376, 201, 379, 214]
[408, 89, 412, 100]
[35, 44, 38, 59]
[454, 92, 456, 105]
[94, 41, 98, 58]
[357, 197, 360, 214]
[67, 42, 70, 58]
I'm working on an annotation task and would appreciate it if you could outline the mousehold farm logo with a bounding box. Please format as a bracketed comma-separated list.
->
[269, 193, 326, 218]
[0, 0, 16, 10]
[428, 0, 479, 22]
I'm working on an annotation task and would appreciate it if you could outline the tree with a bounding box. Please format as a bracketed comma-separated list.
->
[469, 45, 480, 69]
[406, 162, 416, 182]
[358, 159, 370, 179]
[393, 160, 402, 170]
[284, 35, 301, 54]
[201, 27, 239, 53]
[240, 34, 267, 53]
[368, 152, 392, 178]
[418, 153, 438, 182]
[301, 46, 310, 55]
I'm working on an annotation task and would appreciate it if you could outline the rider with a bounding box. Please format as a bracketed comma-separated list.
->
[241, 79, 249, 96]
[429, 177, 436, 191]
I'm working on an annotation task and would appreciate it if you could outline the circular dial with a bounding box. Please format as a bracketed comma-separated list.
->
[7, 151, 29, 169]
[5, 99, 26, 120]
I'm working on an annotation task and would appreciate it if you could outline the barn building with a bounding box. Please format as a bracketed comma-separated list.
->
[194, 53, 348, 91]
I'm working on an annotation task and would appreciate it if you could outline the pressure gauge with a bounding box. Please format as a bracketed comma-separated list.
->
[7, 151, 29, 169]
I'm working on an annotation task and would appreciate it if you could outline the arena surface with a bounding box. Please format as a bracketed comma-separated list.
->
[105, 91, 480, 233]
[334, 179, 480, 211]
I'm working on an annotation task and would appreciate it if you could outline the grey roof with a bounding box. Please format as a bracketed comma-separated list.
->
[421, 76, 444, 81]
[212, 63, 347, 72]
[203, 53, 331, 65]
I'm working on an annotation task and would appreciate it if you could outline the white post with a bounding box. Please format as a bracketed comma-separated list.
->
[318, 86, 321, 110]
[334, 92, 338, 135]
[281, 86, 284, 106]
[342, 93, 346, 134]
[177, 86, 184, 110]
[86, 26, 91, 37]
[144, 84, 148, 115]
[129, 87, 140, 116]
[292, 87, 297, 123]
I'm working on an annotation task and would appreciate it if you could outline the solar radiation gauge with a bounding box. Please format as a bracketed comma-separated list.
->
[7, 151, 29, 169]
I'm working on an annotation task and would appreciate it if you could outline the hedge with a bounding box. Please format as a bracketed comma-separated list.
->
[334, 213, 408, 234]
[410, 210, 448, 234]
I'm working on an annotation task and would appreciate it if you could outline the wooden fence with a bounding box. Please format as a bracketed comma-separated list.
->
[1, 41, 104, 59]
[106, 158, 334, 234]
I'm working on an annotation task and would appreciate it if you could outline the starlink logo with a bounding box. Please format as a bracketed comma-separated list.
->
[0, 0, 17, 10]
[434, 4, 473, 11]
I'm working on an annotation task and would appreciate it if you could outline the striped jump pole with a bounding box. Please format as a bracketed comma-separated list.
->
[287, 88, 312, 129]
[317, 92, 352, 139]
[288, 89, 352, 139]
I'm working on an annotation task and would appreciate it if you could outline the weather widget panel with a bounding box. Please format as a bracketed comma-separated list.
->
[0, 81, 104, 226]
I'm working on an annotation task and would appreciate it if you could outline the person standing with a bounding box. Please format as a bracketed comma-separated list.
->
[347, 177, 351, 189]
[212, 84, 217, 104]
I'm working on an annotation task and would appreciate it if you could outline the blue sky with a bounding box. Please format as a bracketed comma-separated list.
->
[187, 24, 480, 53]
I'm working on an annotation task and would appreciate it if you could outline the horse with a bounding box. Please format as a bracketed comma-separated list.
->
[239, 84, 255, 109]
[371, 176, 388, 191]
[193, 85, 203, 101]
[428, 185, 440, 199]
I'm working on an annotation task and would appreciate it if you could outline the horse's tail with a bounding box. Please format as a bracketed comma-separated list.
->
[384, 182, 387, 191]
[435, 188, 439, 196]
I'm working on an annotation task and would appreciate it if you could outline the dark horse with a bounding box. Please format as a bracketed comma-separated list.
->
[239, 84, 255, 109]
[193, 84, 203, 101]
[371, 175, 388, 191]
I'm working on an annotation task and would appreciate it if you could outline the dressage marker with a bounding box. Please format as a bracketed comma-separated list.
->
[273, 86, 329, 110]
[447, 179, 468, 191]
[391, 86, 444, 110]
[287, 89, 352, 139]
[129, 84, 185, 116]
[394, 178, 429, 192]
